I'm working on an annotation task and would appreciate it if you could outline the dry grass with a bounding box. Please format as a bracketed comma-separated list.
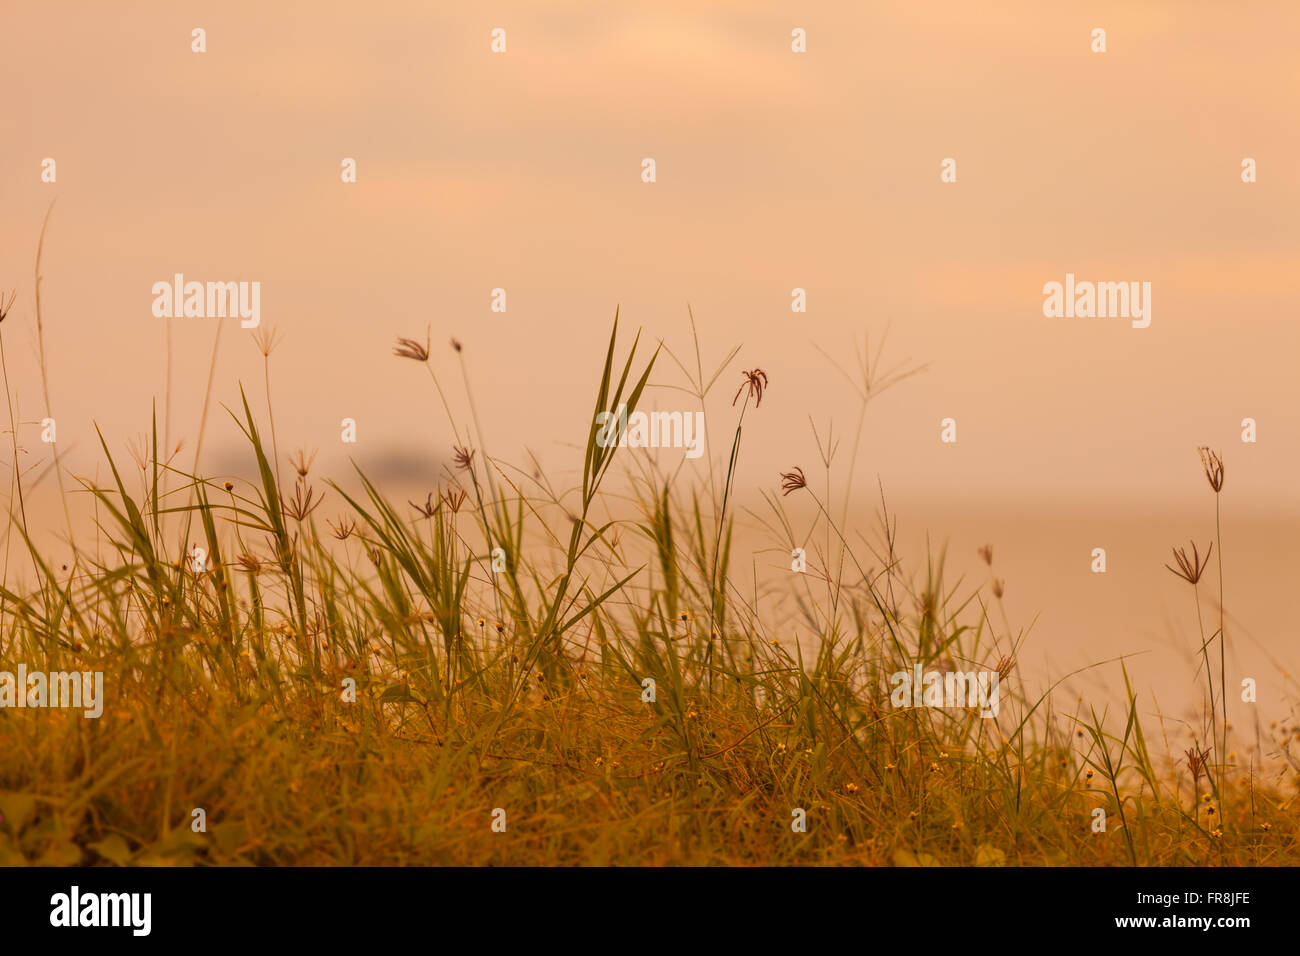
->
[0, 313, 1297, 867]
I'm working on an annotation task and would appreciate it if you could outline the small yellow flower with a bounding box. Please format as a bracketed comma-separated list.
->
[908, 811, 918, 820]
[477, 617, 486, 627]
[929, 762, 940, 773]
[1261, 822, 1272, 831]
[884, 763, 896, 771]
[845, 782, 860, 794]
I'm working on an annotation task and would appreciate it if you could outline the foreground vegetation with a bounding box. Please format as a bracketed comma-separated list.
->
[0, 313, 1296, 866]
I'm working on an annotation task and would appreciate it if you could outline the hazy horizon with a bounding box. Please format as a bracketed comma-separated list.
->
[4, 2, 1298, 720]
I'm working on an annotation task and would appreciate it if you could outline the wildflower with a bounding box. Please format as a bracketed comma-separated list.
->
[441, 484, 468, 513]
[252, 325, 283, 357]
[1166, 541, 1213, 585]
[995, 655, 1016, 682]
[884, 763, 896, 771]
[283, 481, 323, 521]
[732, 368, 769, 407]
[477, 617, 486, 628]
[452, 445, 475, 471]
[329, 517, 358, 540]
[1186, 746, 1210, 783]
[845, 782, 860, 794]
[393, 329, 431, 362]
[1197, 447, 1224, 493]
[779, 467, 806, 496]
[289, 447, 318, 478]
[494, 621, 505, 633]
[223, 480, 234, 492]
[1261, 822, 1272, 831]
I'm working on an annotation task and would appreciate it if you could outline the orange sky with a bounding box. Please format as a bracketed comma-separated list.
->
[4, 4, 1300, 711]
[4, 1, 1298, 512]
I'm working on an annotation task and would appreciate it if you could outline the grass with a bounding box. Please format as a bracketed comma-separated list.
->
[0, 306, 1297, 867]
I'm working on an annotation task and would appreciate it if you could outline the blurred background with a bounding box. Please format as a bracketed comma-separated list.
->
[3, 1, 1298, 719]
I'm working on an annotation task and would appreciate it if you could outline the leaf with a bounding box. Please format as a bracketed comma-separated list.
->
[88, 833, 134, 866]
[0, 792, 37, 833]
[36, 839, 83, 866]
[379, 683, 416, 703]
[0, 833, 27, 866]
[974, 843, 1006, 867]
[211, 822, 249, 856]
[156, 827, 206, 856]
[892, 848, 941, 867]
